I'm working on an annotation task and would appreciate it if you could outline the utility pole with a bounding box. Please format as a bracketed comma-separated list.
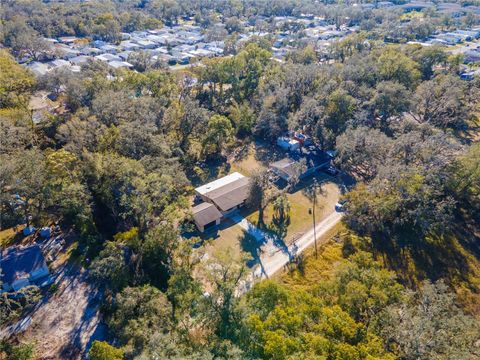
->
[312, 179, 318, 258]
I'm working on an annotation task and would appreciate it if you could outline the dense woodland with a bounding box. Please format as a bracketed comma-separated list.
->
[2, 0, 480, 359]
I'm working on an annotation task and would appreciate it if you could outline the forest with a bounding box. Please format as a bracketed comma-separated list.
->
[2, 0, 480, 359]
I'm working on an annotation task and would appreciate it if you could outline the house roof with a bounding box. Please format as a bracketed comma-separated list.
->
[1, 245, 47, 285]
[192, 202, 222, 226]
[270, 158, 299, 179]
[270, 147, 332, 179]
[195, 173, 251, 212]
[195, 172, 245, 196]
[207, 177, 251, 211]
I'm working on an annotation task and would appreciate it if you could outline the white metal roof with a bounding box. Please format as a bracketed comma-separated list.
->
[195, 172, 245, 196]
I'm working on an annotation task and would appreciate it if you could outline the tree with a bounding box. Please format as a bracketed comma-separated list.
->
[246, 170, 269, 226]
[228, 101, 255, 137]
[88, 341, 123, 360]
[409, 45, 447, 80]
[0, 341, 35, 360]
[343, 170, 456, 240]
[202, 115, 234, 156]
[412, 74, 468, 129]
[378, 281, 480, 359]
[200, 248, 250, 340]
[272, 194, 291, 230]
[10, 149, 48, 227]
[109, 285, 172, 354]
[0, 50, 35, 108]
[450, 143, 480, 215]
[376, 47, 421, 89]
[8, 29, 52, 61]
[128, 51, 155, 72]
[319, 89, 356, 148]
[372, 81, 411, 128]
[90, 241, 130, 292]
[336, 127, 392, 181]
[139, 223, 180, 290]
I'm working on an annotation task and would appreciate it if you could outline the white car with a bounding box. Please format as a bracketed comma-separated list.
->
[335, 200, 347, 212]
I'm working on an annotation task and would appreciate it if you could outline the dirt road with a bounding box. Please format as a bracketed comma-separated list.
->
[18, 266, 106, 360]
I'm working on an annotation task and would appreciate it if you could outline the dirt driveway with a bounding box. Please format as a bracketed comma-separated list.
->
[19, 266, 106, 359]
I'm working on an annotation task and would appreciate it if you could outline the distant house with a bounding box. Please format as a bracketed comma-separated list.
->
[100, 44, 119, 54]
[70, 55, 92, 65]
[135, 40, 157, 49]
[108, 60, 134, 69]
[270, 146, 332, 182]
[464, 50, 480, 64]
[1, 245, 50, 292]
[277, 137, 301, 152]
[95, 53, 122, 62]
[26, 62, 50, 77]
[29, 92, 56, 124]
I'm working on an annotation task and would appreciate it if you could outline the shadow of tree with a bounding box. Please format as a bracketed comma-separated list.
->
[372, 229, 473, 289]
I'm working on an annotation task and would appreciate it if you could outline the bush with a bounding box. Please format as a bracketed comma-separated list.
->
[88, 341, 123, 360]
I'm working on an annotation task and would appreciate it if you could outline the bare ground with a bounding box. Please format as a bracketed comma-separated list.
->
[18, 266, 106, 360]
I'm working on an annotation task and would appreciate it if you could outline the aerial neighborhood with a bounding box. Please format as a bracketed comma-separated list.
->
[3, 0, 480, 359]
[16, 3, 480, 80]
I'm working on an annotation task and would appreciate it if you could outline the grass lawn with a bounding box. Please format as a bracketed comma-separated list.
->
[247, 174, 341, 245]
[275, 222, 346, 287]
[196, 218, 259, 267]
[0, 225, 25, 248]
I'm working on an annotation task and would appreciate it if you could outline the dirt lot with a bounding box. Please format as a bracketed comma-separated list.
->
[18, 266, 106, 360]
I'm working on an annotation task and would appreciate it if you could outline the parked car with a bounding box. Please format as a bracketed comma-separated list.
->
[335, 200, 347, 212]
[325, 166, 339, 176]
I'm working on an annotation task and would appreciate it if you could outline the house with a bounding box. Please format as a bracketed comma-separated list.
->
[191, 172, 251, 232]
[135, 40, 157, 49]
[55, 45, 80, 59]
[192, 202, 222, 233]
[277, 137, 301, 152]
[270, 147, 332, 182]
[70, 55, 92, 65]
[1, 245, 50, 292]
[95, 53, 122, 62]
[50, 59, 71, 69]
[100, 44, 119, 54]
[58, 36, 78, 45]
[195, 172, 251, 214]
[108, 60, 134, 69]
[464, 50, 480, 64]
[460, 69, 480, 80]
[29, 92, 57, 123]
[26, 62, 50, 77]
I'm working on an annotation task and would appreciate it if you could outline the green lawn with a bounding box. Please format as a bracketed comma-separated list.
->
[247, 175, 341, 245]
[0, 226, 24, 248]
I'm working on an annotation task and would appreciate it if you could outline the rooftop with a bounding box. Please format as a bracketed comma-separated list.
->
[195, 172, 246, 196]
[1, 245, 47, 285]
[192, 202, 222, 227]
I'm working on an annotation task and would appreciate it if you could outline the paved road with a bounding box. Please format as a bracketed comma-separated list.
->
[238, 211, 343, 294]
[257, 211, 343, 278]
